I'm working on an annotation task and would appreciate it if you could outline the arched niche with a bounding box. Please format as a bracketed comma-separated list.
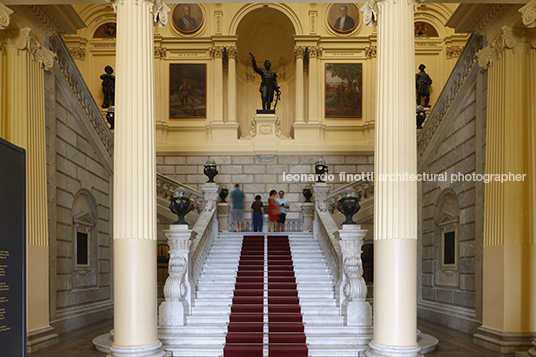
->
[234, 6, 297, 137]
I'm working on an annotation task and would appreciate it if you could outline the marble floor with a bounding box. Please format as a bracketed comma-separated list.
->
[29, 318, 516, 356]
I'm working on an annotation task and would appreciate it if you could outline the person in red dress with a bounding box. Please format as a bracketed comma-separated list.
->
[267, 189, 280, 232]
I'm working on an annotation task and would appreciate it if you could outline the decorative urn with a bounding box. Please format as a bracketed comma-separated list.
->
[315, 159, 329, 182]
[203, 158, 218, 183]
[169, 188, 193, 224]
[302, 185, 313, 202]
[337, 188, 361, 225]
[219, 184, 229, 203]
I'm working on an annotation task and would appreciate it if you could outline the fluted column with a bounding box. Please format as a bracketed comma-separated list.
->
[211, 46, 224, 122]
[3, 27, 58, 351]
[107, 0, 168, 356]
[227, 46, 237, 123]
[294, 46, 305, 123]
[361, 0, 421, 356]
[475, 24, 536, 353]
[307, 46, 320, 122]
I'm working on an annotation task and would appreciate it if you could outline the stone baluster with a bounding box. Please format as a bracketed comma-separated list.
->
[158, 225, 192, 327]
[338, 224, 372, 326]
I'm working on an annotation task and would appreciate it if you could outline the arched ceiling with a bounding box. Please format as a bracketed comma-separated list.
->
[236, 7, 295, 69]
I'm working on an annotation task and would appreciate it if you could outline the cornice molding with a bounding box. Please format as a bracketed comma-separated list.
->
[520, 0, 536, 29]
[105, 0, 170, 28]
[22, 5, 64, 36]
[477, 26, 520, 69]
[0, 3, 13, 30]
[473, 4, 511, 35]
[6, 28, 55, 70]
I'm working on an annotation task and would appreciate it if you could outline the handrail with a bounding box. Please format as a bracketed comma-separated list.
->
[417, 34, 483, 157]
[314, 206, 341, 285]
[48, 35, 113, 160]
[189, 207, 217, 292]
[157, 172, 204, 212]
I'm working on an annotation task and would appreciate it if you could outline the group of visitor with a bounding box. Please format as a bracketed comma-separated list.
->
[228, 184, 289, 233]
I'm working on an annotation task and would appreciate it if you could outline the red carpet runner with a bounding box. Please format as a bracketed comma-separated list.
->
[224, 235, 308, 357]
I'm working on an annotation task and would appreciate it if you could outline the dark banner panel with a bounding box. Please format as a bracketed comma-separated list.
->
[0, 137, 27, 357]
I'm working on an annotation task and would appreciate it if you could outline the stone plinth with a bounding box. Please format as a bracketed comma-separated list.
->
[253, 114, 279, 155]
[301, 202, 314, 232]
[159, 224, 192, 327]
[217, 202, 229, 232]
[338, 224, 372, 327]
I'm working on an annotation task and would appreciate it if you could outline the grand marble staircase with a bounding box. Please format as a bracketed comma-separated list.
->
[160, 231, 372, 357]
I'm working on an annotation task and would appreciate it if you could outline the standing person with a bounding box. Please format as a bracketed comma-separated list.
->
[267, 190, 280, 232]
[251, 195, 266, 233]
[276, 190, 290, 233]
[229, 184, 245, 232]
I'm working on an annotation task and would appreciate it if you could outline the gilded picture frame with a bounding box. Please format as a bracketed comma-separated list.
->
[169, 63, 207, 118]
[327, 4, 359, 33]
[325, 63, 363, 118]
[172, 4, 204, 34]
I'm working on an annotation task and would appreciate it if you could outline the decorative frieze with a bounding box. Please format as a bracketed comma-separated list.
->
[309, 10, 317, 33]
[0, 3, 13, 30]
[70, 47, 86, 59]
[215, 10, 223, 34]
[520, 0, 536, 29]
[154, 46, 166, 58]
[446, 45, 464, 59]
[365, 46, 376, 58]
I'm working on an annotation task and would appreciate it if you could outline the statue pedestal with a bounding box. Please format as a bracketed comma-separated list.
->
[252, 114, 279, 155]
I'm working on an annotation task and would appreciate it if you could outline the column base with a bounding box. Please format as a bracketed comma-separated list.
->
[27, 326, 59, 353]
[108, 341, 165, 357]
[473, 326, 536, 353]
[366, 342, 423, 357]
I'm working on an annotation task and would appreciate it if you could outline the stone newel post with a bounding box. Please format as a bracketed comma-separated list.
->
[217, 202, 229, 232]
[338, 224, 372, 326]
[301, 202, 314, 232]
[159, 225, 192, 327]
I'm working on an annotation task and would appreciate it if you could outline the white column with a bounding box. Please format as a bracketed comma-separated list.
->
[294, 46, 305, 123]
[227, 46, 237, 123]
[212, 46, 224, 122]
[4, 27, 58, 351]
[361, 0, 421, 356]
[108, 0, 166, 356]
[307, 46, 320, 122]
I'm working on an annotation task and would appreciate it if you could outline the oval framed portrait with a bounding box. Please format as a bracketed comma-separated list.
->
[172, 4, 204, 34]
[328, 4, 359, 33]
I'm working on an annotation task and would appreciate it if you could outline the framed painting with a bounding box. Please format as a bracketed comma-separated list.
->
[325, 63, 363, 118]
[327, 4, 359, 33]
[172, 4, 204, 34]
[169, 63, 206, 118]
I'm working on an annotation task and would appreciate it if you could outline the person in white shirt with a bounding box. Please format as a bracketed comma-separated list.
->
[333, 5, 356, 32]
[276, 190, 290, 232]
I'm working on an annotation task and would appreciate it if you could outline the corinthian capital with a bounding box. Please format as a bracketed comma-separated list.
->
[7, 28, 55, 70]
[0, 3, 14, 30]
[520, 0, 536, 28]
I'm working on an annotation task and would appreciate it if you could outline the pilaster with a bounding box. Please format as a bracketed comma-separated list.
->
[294, 45, 305, 123]
[3, 26, 57, 352]
[108, 0, 165, 355]
[361, 0, 421, 355]
[307, 46, 321, 123]
[211, 46, 224, 123]
[475, 25, 536, 353]
[227, 46, 237, 123]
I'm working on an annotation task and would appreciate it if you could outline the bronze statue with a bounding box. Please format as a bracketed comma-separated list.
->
[250, 53, 281, 112]
[416, 64, 432, 107]
[100, 65, 115, 109]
